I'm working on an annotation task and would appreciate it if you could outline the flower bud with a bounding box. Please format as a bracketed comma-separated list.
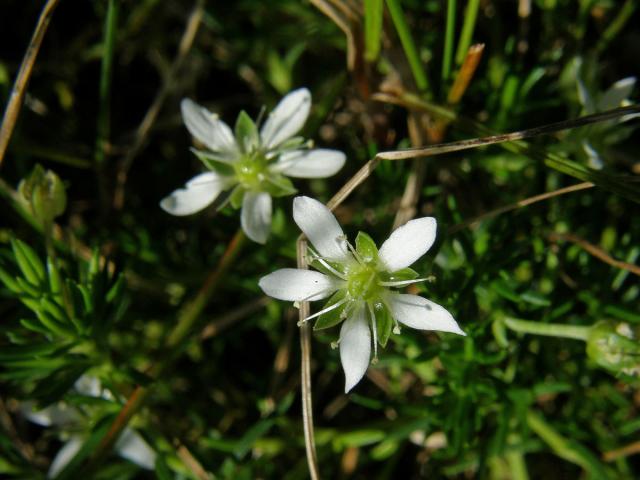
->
[586, 321, 640, 379]
[18, 165, 67, 225]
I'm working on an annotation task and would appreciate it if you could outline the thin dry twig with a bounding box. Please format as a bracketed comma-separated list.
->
[548, 231, 640, 277]
[200, 296, 270, 340]
[603, 440, 640, 462]
[176, 442, 211, 480]
[113, 0, 204, 209]
[0, 0, 61, 169]
[448, 182, 594, 234]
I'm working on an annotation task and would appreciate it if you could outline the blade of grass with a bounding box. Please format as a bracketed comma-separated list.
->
[95, 0, 119, 212]
[95, 0, 118, 167]
[455, 0, 480, 65]
[526, 410, 609, 478]
[441, 0, 457, 84]
[385, 0, 430, 92]
[596, 0, 636, 54]
[364, 0, 384, 62]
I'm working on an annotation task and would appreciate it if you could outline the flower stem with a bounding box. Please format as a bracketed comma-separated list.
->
[297, 236, 321, 480]
[86, 228, 245, 471]
[504, 317, 590, 341]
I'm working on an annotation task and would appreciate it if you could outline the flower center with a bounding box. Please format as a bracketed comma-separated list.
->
[235, 154, 267, 190]
[346, 264, 381, 301]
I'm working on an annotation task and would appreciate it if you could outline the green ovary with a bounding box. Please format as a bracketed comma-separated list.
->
[347, 264, 382, 301]
[235, 155, 267, 191]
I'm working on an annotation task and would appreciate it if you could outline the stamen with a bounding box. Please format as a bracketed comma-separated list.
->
[367, 302, 378, 363]
[378, 278, 430, 288]
[297, 297, 350, 326]
[307, 247, 348, 280]
[342, 235, 365, 265]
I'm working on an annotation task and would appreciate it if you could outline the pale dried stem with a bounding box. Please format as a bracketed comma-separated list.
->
[548, 231, 640, 277]
[113, 0, 204, 209]
[448, 182, 594, 234]
[448, 44, 485, 105]
[309, 0, 357, 71]
[0, 0, 61, 169]
[296, 236, 321, 480]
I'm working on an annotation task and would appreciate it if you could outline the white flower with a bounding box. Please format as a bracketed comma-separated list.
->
[259, 196, 465, 393]
[21, 376, 156, 477]
[160, 88, 346, 243]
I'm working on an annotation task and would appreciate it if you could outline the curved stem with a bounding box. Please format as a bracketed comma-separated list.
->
[504, 317, 590, 341]
[297, 237, 320, 480]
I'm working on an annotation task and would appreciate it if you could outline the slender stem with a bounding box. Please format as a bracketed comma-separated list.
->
[95, 0, 119, 211]
[455, 0, 480, 65]
[385, 0, 430, 92]
[0, 0, 61, 169]
[548, 232, 640, 277]
[297, 236, 321, 480]
[87, 228, 245, 470]
[442, 0, 457, 83]
[504, 317, 590, 341]
[448, 182, 594, 234]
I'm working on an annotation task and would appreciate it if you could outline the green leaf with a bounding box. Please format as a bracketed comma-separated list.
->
[234, 111, 259, 153]
[355, 231, 378, 264]
[11, 239, 45, 286]
[314, 290, 349, 330]
[0, 264, 21, 293]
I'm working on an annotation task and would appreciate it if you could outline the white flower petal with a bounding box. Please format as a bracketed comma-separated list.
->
[259, 269, 337, 301]
[340, 307, 371, 393]
[387, 293, 465, 335]
[160, 172, 230, 216]
[21, 402, 79, 427]
[260, 88, 311, 149]
[181, 98, 237, 155]
[115, 428, 156, 470]
[293, 196, 351, 262]
[73, 375, 101, 397]
[48, 436, 83, 479]
[598, 77, 635, 111]
[273, 149, 346, 178]
[241, 191, 272, 244]
[378, 217, 437, 271]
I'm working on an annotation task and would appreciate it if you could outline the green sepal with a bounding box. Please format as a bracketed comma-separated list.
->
[235, 110, 260, 153]
[275, 136, 307, 152]
[372, 302, 393, 347]
[309, 258, 347, 277]
[263, 174, 297, 198]
[191, 148, 236, 174]
[229, 185, 246, 209]
[314, 290, 349, 330]
[379, 267, 419, 282]
[356, 231, 378, 264]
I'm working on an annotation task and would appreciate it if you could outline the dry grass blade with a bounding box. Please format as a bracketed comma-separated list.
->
[548, 232, 640, 277]
[113, 0, 204, 210]
[0, 0, 61, 169]
[449, 182, 594, 234]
